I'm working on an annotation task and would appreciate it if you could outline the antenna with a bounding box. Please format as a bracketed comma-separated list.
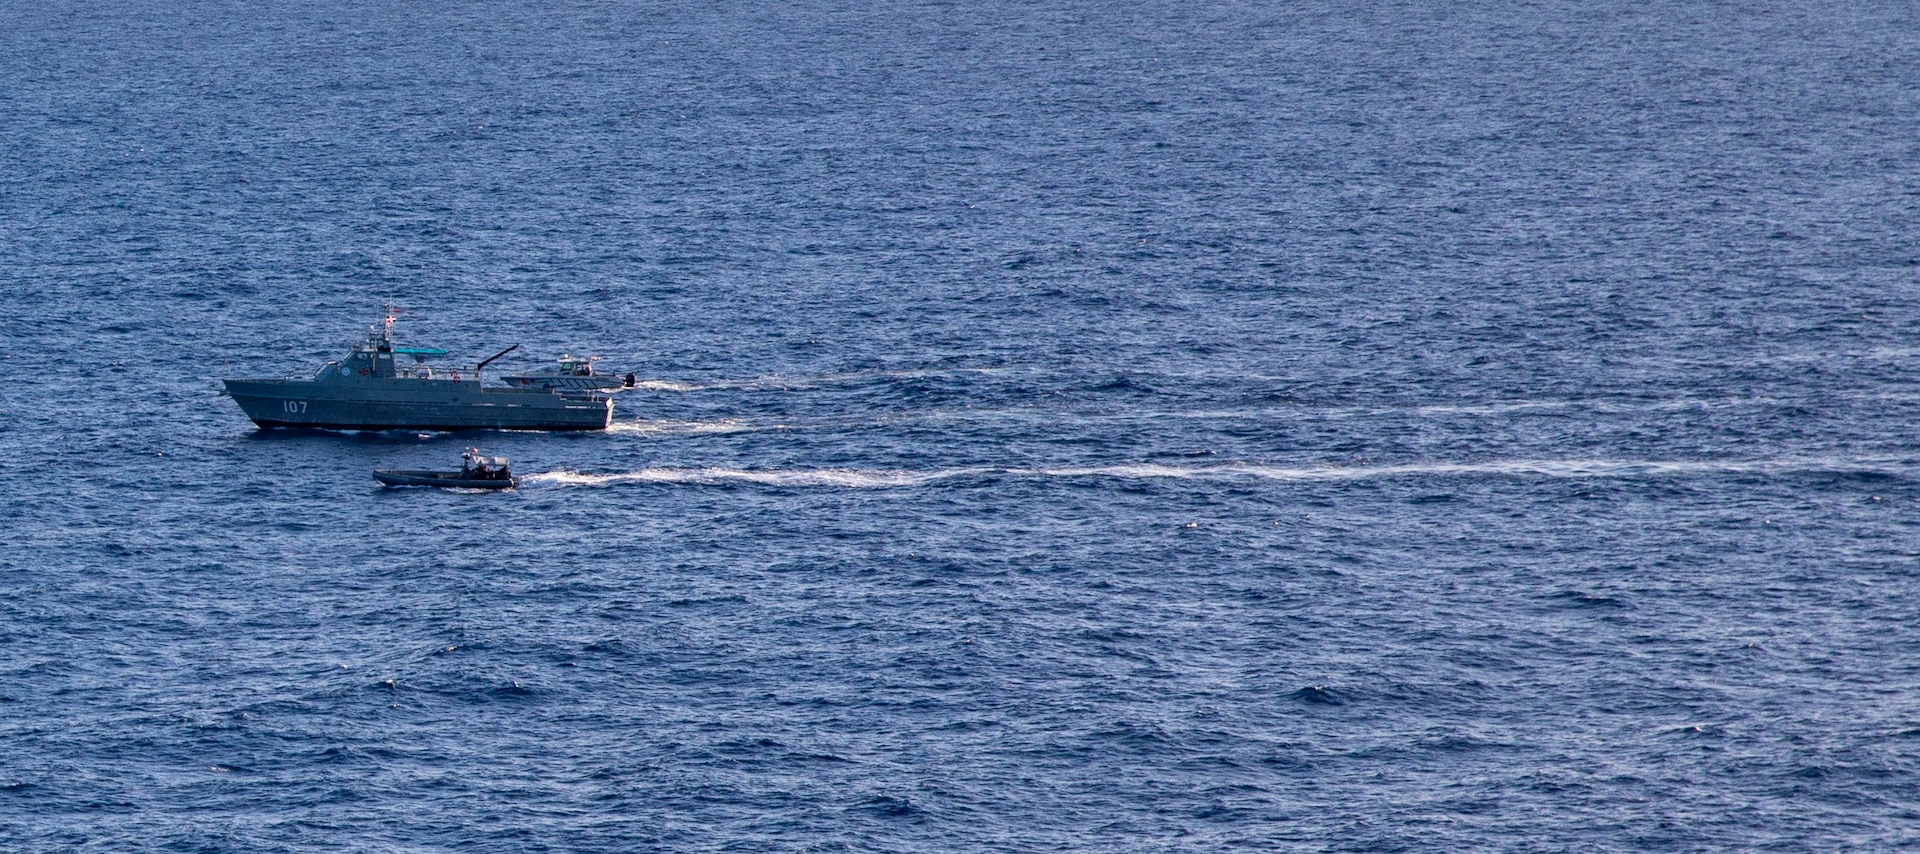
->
[475, 344, 521, 384]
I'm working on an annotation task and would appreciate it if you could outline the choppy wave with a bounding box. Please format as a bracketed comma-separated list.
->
[13, 0, 1920, 847]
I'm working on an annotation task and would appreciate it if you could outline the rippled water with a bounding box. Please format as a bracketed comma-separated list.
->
[4, 0, 1920, 849]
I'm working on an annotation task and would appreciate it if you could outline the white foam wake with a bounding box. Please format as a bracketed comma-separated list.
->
[604, 419, 757, 437]
[519, 456, 1908, 489]
[625, 379, 701, 392]
[522, 467, 982, 488]
[623, 367, 1019, 393]
[1039, 457, 1904, 481]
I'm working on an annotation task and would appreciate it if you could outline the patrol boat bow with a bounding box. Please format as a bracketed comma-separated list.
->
[222, 312, 613, 431]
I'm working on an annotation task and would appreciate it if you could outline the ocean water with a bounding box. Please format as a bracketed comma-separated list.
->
[3, 0, 1920, 849]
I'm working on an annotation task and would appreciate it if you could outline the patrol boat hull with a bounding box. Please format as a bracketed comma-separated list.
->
[223, 312, 615, 432]
[226, 378, 611, 431]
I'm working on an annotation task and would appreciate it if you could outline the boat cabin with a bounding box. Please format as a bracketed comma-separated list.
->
[314, 313, 453, 381]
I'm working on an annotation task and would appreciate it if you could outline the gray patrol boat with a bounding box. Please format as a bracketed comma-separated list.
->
[222, 313, 613, 431]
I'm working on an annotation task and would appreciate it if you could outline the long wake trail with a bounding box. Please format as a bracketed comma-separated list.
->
[519, 456, 1913, 489]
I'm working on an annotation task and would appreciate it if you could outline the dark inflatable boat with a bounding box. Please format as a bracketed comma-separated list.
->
[374, 449, 516, 490]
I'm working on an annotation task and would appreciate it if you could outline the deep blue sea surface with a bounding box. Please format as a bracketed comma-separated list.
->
[4, 0, 1920, 849]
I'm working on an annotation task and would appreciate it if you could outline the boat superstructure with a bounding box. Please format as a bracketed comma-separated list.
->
[222, 311, 613, 431]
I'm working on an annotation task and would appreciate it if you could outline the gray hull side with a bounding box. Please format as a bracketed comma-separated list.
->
[373, 470, 516, 488]
[225, 379, 612, 431]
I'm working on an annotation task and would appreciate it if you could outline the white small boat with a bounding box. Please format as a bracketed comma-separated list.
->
[502, 355, 633, 391]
